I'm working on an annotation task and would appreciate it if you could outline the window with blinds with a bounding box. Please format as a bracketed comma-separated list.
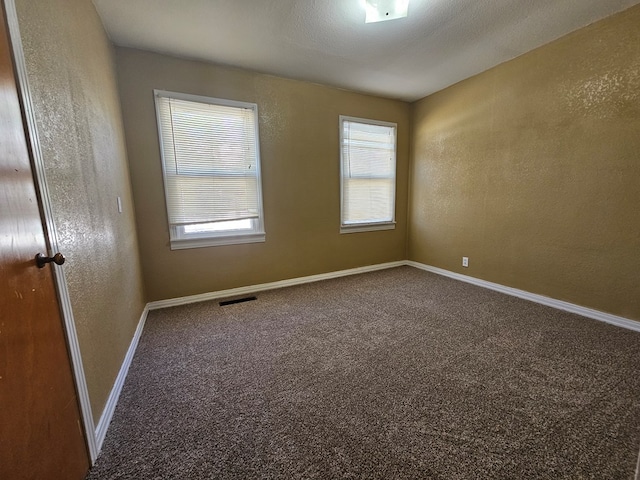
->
[340, 116, 397, 233]
[154, 90, 265, 249]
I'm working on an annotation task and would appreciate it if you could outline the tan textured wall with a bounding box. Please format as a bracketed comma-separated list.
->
[409, 5, 640, 320]
[15, 0, 146, 422]
[115, 48, 410, 301]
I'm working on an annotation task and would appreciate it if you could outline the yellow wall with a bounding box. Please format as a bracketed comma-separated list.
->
[409, 4, 640, 320]
[15, 0, 146, 422]
[115, 48, 410, 301]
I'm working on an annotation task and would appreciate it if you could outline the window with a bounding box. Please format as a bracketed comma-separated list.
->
[154, 90, 265, 249]
[340, 116, 397, 233]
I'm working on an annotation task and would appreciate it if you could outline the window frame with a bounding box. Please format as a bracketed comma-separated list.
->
[339, 115, 397, 234]
[154, 89, 265, 250]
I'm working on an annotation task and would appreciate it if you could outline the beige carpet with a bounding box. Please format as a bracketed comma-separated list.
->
[87, 266, 640, 479]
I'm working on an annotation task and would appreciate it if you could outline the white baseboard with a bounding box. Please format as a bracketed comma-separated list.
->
[147, 261, 406, 310]
[406, 261, 640, 333]
[94, 304, 150, 452]
[94, 259, 639, 459]
[93, 261, 404, 456]
[147, 259, 640, 332]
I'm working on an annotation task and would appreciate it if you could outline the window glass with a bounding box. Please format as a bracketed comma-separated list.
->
[154, 90, 265, 249]
[340, 116, 397, 233]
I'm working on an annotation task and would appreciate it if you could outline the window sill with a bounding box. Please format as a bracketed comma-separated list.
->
[170, 232, 266, 250]
[340, 222, 396, 234]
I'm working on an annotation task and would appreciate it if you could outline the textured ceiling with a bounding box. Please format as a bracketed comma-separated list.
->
[92, 0, 640, 101]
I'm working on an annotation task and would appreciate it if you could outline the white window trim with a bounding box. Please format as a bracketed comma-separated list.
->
[340, 222, 396, 234]
[339, 115, 397, 234]
[154, 90, 265, 250]
[170, 230, 266, 250]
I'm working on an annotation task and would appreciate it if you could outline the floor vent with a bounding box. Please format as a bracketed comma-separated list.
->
[219, 296, 257, 306]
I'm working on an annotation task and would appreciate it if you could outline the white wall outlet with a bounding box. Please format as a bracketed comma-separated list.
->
[462, 256, 469, 268]
[117, 196, 123, 213]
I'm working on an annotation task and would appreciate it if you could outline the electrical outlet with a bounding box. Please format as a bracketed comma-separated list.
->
[462, 257, 469, 268]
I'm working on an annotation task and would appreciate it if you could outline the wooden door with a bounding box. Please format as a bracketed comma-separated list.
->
[0, 4, 90, 479]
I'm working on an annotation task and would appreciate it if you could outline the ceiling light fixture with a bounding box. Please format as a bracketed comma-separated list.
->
[364, 0, 409, 23]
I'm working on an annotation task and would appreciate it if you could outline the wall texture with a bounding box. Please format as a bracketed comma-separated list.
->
[15, 0, 146, 423]
[115, 48, 410, 301]
[409, 4, 640, 320]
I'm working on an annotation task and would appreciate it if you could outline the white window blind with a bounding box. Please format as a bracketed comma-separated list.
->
[154, 90, 264, 248]
[340, 116, 396, 232]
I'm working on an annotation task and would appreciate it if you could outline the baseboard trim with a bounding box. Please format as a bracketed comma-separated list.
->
[147, 260, 640, 333]
[406, 261, 640, 333]
[92, 260, 640, 459]
[94, 261, 404, 454]
[148, 261, 406, 310]
[94, 304, 149, 452]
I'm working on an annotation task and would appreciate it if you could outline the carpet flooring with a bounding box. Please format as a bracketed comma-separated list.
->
[86, 267, 640, 479]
